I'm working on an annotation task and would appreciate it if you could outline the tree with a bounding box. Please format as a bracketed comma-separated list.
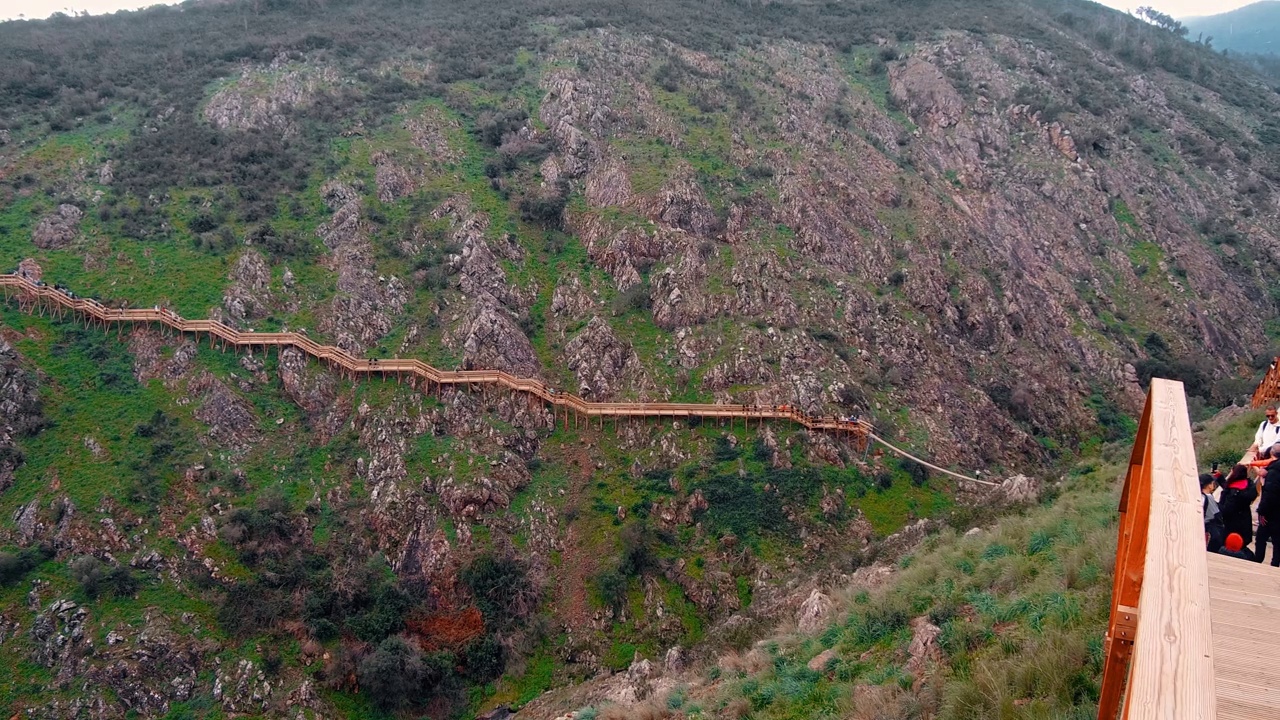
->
[1135, 7, 1189, 37]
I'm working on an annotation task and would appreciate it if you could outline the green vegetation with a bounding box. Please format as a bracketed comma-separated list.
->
[0, 0, 1276, 715]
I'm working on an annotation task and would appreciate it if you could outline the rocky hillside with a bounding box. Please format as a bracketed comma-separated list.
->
[0, 0, 1278, 717]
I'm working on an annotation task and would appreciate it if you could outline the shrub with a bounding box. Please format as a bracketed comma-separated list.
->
[358, 636, 424, 711]
[713, 436, 741, 462]
[462, 635, 505, 682]
[0, 545, 52, 587]
[902, 459, 928, 487]
[594, 569, 628, 613]
[612, 282, 652, 315]
[71, 556, 105, 598]
[461, 555, 535, 629]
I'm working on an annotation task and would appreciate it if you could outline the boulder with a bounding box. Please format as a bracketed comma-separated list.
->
[796, 589, 835, 634]
[31, 205, 82, 249]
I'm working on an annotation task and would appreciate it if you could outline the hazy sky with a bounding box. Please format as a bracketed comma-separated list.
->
[0, 0, 1263, 23]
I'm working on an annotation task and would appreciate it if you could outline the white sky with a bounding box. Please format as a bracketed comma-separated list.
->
[0, 0, 1261, 23]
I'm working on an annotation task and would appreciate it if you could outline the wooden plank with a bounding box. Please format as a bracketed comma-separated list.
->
[1207, 557, 1280, 582]
[1215, 678, 1280, 710]
[1207, 572, 1280, 599]
[1211, 634, 1280, 673]
[1210, 617, 1280, 645]
[1122, 379, 1217, 720]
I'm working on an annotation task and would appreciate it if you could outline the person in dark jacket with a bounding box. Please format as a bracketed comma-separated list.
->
[1255, 460, 1280, 566]
[1202, 473, 1225, 552]
[1218, 464, 1258, 549]
[1219, 533, 1256, 561]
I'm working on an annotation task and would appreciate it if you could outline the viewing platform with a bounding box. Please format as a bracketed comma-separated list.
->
[1098, 378, 1280, 720]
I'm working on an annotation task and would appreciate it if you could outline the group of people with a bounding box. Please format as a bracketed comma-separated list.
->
[1202, 406, 1280, 565]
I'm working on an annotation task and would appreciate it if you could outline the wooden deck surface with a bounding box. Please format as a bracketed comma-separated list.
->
[1207, 552, 1280, 720]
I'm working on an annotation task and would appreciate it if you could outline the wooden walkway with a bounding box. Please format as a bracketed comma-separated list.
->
[0, 273, 868, 440]
[1097, 378, 1280, 720]
[1206, 554, 1280, 720]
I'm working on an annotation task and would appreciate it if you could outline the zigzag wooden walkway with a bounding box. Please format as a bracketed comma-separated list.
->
[1, 273, 870, 441]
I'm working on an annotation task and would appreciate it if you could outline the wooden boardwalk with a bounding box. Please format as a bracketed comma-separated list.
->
[1206, 553, 1280, 720]
[0, 273, 869, 440]
[1097, 378, 1280, 720]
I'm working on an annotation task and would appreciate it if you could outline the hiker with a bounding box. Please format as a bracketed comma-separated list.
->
[1256, 459, 1280, 566]
[1202, 473, 1225, 552]
[1218, 464, 1257, 549]
[1252, 406, 1280, 459]
[1219, 533, 1256, 562]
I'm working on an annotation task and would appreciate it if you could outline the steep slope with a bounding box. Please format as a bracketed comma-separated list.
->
[0, 0, 1278, 717]
[1186, 1, 1280, 56]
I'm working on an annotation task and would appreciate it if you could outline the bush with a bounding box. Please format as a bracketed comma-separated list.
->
[71, 556, 105, 598]
[594, 568, 628, 612]
[903, 459, 928, 487]
[713, 436, 741, 462]
[462, 635, 505, 682]
[611, 282, 652, 315]
[346, 583, 413, 642]
[461, 555, 535, 629]
[0, 545, 52, 587]
[358, 636, 424, 711]
[218, 581, 289, 637]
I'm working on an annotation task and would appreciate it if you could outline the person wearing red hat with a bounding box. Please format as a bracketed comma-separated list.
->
[1218, 533, 1256, 561]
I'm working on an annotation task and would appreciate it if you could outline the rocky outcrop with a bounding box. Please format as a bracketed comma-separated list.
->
[457, 295, 541, 378]
[31, 204, 82, 249]
[905, 615, 943, 676]
[221, 250, 273, 326]
[0, 336, 42, 492]
[203, 59, 337, 136]
[15, 257, 42, 283]
[644, 170, 720, 239]
[277, 347, 347, 442]
[406, 105, 463, 166]
[315, 180, 409, 353]
[889, 58, 965, 131]
[189, 372, 261, 452]
[564, 316, 648, 399]
[128, 328, 197, 386]
[372, 151, 415, 202]
[795, 589, 835, 634]
[436, 453, 532, 520]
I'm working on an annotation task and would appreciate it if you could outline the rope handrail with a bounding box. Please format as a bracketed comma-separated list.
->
[0, 273, 991, 485]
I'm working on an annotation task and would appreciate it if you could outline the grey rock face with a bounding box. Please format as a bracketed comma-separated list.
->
[189, 372, 261, 453]
[0, 337, 43, 492]
[565, 316, 648, 400]
[31, 204, 82, 249]
[458, 295, 541, 378]
[221, 250, 273, 326]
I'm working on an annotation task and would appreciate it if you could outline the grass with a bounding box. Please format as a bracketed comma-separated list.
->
[667, 456, 1125, 720]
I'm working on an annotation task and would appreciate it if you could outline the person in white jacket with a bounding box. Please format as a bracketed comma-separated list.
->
[1252, 407, 1280, 459]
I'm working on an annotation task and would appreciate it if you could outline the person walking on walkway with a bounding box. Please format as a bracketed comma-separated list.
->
[1253, 407, 1280, 459]
[1202, 473, 1225, 552]
[1255, 459, 1280, 566]
[1219, 464, 1258, 549]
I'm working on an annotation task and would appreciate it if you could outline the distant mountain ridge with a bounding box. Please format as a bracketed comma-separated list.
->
[1186, 1, 1280, 55]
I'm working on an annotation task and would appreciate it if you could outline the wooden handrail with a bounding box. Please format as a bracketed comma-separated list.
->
[0, 274, 870, 437]
[1096, 378, 1216, 720]
[1252, 357, 1280, 409]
